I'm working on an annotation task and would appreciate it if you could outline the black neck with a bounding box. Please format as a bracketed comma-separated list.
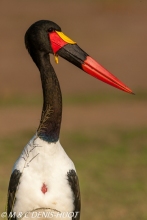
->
[33, 52, 62, 142]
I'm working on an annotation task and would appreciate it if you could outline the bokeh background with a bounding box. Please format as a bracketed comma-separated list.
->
[0, 1, 147, 219]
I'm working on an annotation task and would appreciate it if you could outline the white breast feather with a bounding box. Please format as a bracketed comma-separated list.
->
[12, 134, 76, 217]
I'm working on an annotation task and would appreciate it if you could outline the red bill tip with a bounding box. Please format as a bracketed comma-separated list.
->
[82, 56, 133, 94]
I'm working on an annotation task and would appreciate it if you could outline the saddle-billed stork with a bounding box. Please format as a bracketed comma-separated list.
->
[7, 20, 133, 220]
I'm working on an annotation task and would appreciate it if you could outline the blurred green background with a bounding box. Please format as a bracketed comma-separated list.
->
[0, 1, 147, 219]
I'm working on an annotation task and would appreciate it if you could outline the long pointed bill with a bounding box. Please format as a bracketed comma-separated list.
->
[49, 31, 133, 94]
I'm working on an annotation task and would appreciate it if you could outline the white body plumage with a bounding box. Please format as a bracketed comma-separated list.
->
[12, 134, 76, 220]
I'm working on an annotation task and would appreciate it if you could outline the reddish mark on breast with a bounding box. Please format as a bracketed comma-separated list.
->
[41, 183, 48, 194]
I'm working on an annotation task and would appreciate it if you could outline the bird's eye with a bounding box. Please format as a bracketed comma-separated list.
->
[48, 28, 54, 33]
